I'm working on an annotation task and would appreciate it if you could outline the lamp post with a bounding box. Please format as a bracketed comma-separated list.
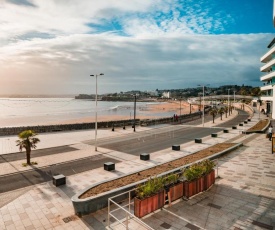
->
[90, 73, 104, 151]
[198, 84, 209, 127]
[179, 97, 182, 123]
[227, 89, 230, 116]
[133, 94, 136, 132]
[233, 91, 236, 110]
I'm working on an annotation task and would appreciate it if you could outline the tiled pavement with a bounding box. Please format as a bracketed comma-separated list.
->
[0, 107, 274, 229]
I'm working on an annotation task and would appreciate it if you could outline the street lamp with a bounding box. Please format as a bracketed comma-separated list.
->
[179, 97, 182, 123]
[133, 94, 137, 132]
[90, 73, 104, 151]
[198, 84, 209, 127]
[227, 89, 230, 116]
[233, 91, 236, 110]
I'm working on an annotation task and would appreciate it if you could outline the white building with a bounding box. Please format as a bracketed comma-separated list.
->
[162, 91, 170, 98]
[260, 1, 275, 118]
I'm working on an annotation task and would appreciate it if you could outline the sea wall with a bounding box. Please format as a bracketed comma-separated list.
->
[0, 112, 202, 136]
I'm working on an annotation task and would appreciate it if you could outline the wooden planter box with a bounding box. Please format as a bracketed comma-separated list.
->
[134, 190, 165, 218]
[168, 182, 184, 202]
[204, 170, 215, 190]
[184, 171, 215, 199]
[197, 176, 205, 193]
[183, 180, 198, 198]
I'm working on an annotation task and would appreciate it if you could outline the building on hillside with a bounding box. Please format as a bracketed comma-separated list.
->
[260, 1, 275, 118]
[162, 91, 170, 98]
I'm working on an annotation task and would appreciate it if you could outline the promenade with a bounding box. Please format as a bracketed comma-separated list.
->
[0, 109, 274, 230]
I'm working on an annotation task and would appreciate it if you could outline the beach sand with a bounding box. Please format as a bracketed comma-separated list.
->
[56, 100, 199, 125]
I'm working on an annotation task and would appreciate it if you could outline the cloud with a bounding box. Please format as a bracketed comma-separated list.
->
[0, 33, 273, 94]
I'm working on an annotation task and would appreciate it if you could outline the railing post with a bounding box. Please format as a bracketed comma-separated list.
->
[108, 198, 110, 228]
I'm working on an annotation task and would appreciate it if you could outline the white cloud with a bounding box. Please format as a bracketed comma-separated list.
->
[0, 0, 272, 95]
[0, 33, 273, 94]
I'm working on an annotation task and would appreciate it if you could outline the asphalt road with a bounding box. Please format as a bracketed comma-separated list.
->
[0, 109, 249, 194]
[0, 155, 119, 193]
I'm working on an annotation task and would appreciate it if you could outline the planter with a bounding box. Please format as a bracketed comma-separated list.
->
[204, 170, 215, 190]
[197, 176, 205, 193]
[183, 171, 215, 199]
[183, 180, 198, 198]
[134, 190, 165, 218]
[168, 182, 184, 202]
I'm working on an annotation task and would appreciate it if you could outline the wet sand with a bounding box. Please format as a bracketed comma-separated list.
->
[57, 100, 199, 125]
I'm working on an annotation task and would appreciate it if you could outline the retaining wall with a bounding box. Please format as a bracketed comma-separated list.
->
[0, 112, 202, 136]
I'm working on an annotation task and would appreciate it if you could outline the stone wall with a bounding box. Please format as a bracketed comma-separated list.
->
[0, 112, 201, 136]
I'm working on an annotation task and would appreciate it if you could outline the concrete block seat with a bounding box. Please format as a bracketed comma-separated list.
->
[172, 145, 180, 151]
[232, 126, 237, 129]
[239, 123, 243, 126]
[195, 138, 202, 143]
[104, 162, 115, 171]
[53, 174, 66, 187]
[140, 153, 150, 161]
[211, 133, 218, 137]
[223, 129, 229, 133]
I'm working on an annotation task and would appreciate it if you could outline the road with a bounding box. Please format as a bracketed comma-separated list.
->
[0, 109, 249, 193]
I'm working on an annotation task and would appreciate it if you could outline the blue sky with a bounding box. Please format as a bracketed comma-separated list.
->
[0, 0, 274, 95]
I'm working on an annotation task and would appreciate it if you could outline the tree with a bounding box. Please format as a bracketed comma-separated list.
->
[209, 107, 218, 123]
[16, 130, 40, 165]
[224, 106, 228, 118]
[218, 107, 225, 120]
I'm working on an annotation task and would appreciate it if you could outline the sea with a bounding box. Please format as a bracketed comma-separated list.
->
[0, 98, 173, 127]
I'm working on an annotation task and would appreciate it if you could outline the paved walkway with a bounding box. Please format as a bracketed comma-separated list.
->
[0, 107, 274, 230]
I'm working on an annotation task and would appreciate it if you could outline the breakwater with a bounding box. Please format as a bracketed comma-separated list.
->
[0, 112, 201, 136]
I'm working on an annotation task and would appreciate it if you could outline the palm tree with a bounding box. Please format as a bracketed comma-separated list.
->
[209, 107, 218, 123]
[218, 107, 224, 120]
[224, 106, 228, 118]
[16, 130, 40, 165]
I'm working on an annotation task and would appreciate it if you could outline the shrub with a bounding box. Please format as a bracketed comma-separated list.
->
[201, 159, 215, 175]
[184, 163, 204, 181]
[184, 160, 215, 181]
[135, 177, 164, 199]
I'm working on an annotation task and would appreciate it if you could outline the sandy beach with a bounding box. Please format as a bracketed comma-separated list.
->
[56, 100, 199, 125]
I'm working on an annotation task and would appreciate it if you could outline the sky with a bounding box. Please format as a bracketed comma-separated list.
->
[0, 0, 274, 95]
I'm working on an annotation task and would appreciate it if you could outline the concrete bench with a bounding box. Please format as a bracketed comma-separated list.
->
[53, 174, 66, 187]
[172, 145, 180, 151]
[232, 126, 237, 129]
[104, 162, 115, 171]
[195, 138, 202, 143]
[244, 121, 248, 124]
[211, 133, 218, 138]
[223, 129, 229, 133]
[140, 153, 150, 161]
[248, 119, 251, 122]
[239, 123, 243, 126]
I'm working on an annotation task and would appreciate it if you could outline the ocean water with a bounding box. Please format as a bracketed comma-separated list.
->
[0, 98, 173, 127]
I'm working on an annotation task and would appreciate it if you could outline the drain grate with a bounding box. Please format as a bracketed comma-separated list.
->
[63, 215, 78, 223]
[252, 220, 273, 230]
[160, 222, 172, 229]
[185, 223, 200, 230]
[207, 203, 222, 209]
[63, 217, 72, 223]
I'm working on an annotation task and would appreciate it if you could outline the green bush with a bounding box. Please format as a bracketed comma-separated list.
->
[184, 160, 215, 181]
[201, 159, 215, 175]
[163, 173, 180, 186]
[135, 177, 164, 199]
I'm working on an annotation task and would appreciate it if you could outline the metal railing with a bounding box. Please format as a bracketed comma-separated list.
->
[108, 189, 154, 230]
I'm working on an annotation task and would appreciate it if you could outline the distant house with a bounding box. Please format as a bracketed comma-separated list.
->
[162, 91, 170, 98]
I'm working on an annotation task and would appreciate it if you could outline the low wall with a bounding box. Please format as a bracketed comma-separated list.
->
[0, 112, 202, 136]
[71, 142, 242, 216]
